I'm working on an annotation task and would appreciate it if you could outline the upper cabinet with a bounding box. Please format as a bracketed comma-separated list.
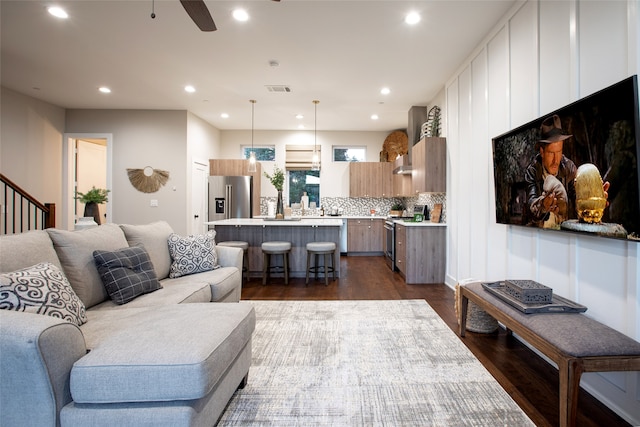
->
[411, 137, 446, 194]
[349, 162, 393, 197]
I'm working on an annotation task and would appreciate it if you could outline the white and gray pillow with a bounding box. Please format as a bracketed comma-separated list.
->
[93, 245, 162, 305]
[167, 231, 219, 278]
[0, 262, 87, 326]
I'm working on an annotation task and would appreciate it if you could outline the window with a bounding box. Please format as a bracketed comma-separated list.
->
[289, 170, 320, 207]
[242, 146, 275, 161]
[333, 146, 366, 162]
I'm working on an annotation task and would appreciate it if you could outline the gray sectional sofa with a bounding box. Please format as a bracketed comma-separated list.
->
[0, 221, 255, 427]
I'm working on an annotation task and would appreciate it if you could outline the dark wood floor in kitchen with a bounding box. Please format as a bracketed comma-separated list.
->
[241, 255, 631, 427]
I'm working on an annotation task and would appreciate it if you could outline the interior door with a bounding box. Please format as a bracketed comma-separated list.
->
[76, 139, 108, 222]
[191, 161, 209, 234]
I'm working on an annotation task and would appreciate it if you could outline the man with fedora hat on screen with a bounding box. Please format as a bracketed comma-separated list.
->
[524, 114, 578, 228]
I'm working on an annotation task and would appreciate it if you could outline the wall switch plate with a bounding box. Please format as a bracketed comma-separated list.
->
[150, 199, 158, 207]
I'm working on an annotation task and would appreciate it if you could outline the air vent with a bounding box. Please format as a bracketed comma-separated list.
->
[265, 85, 292, 93]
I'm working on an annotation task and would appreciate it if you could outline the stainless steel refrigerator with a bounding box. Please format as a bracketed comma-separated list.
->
[208, 176, 253, 220]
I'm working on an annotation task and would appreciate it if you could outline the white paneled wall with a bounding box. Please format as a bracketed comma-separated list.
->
[443, 0, 640, 423]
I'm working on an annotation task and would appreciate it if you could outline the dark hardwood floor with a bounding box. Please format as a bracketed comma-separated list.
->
[241, 255, 631, 427]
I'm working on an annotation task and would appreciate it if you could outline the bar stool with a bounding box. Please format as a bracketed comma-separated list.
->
[305, 242, 336, 286]
[261, 241, 291, 285]
[217, 241, 250, 283]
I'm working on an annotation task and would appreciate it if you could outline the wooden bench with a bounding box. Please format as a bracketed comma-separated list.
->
[457, 281, 640, 427]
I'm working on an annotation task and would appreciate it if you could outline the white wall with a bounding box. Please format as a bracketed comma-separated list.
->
[65, 109, 221, 235]
[443, 0, 640, 423]
[0, 87, 66, 227]
[219, 129, 390, 198]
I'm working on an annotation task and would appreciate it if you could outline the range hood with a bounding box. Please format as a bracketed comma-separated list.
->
[392, 155, 412, 175]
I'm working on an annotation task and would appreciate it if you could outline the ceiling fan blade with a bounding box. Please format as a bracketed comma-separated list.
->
[180, 0, 216, 32]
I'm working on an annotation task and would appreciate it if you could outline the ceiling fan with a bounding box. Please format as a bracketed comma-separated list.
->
[180, 0, 280, 32]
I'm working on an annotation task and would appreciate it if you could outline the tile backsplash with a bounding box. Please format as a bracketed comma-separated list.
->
[260, 193, 446, 222]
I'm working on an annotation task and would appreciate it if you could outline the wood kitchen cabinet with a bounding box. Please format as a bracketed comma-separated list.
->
[347, 218, 384, 254]
[349, 162, 393, 197]
[411, 137, 446, 194]
[395, 223, 445, 284]
[209, 159, 262, 217]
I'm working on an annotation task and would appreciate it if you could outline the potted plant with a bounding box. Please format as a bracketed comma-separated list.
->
[390, 202, 404, 217]
[75, 186, 110, 225]
[264, 165, 285, 218]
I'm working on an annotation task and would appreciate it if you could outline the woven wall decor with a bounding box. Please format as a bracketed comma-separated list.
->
[127, 166, 170, 193]
[381, 130, 408, 162]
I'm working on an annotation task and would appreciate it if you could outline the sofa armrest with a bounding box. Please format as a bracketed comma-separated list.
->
[0, 311, 86, 427]
[216, 245, 243, 272]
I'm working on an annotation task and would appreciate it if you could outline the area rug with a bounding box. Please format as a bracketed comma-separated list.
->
[218, 300, 534, 426]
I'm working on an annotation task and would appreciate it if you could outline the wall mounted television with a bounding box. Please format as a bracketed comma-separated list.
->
[492, 75, 639, 242]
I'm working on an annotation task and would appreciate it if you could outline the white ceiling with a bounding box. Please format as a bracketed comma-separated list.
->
[1, 0, 516, 132]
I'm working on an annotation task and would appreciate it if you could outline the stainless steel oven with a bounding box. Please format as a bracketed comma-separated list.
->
[384, 219, 395, 270]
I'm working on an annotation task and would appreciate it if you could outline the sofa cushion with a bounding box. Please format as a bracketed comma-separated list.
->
[72, 303, 256, 403]
[0, 262, 87, 326]
[47, 224, 129, 309]
[88, 278, 211, 314]
[168, 231, 219, 278]
[119, 221, 174, 280]
[0, 230, 62, 273]
[93, 245, 162, 305]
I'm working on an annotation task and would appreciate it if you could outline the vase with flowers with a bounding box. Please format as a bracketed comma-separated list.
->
[264, 165, 285, 219]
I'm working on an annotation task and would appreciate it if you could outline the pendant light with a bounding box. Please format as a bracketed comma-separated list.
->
[312, 100, 320, 171]
[248, 99, 257, 173]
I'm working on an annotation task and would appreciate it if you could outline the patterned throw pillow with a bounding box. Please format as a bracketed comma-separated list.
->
[93, 245, 162, 305]
[167, 231, 219, 278]
[0, 262, 87, 326]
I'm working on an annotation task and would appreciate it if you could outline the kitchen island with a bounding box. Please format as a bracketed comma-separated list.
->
[206, 218, 342, 280]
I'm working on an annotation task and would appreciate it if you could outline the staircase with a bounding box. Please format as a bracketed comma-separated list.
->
[0, 173, 56, 234]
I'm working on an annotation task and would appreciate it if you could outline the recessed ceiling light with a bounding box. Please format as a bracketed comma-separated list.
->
[380, 87, 390, 95]
[221, 113, 229, 119]
[371, 114, 379, 120]
[184, 85, 196, 93]
[48, 6, 68, 19]
[233, 9, 249, 22]
[405, 12, 421, 25]
[296, 114, 304, 119]
[98, 86, 111, 94]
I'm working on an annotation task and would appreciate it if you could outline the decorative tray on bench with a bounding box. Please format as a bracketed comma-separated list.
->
[482, 281, 588, 314]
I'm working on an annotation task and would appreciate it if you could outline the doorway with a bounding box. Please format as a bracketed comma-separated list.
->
[63, 133, 113, 230]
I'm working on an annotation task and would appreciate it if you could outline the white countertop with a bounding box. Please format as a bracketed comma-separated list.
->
[205, 218, 343, 227]
[393, 219, 447, 227]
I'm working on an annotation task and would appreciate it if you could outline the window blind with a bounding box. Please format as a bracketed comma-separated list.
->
[285, 144, 321, 170]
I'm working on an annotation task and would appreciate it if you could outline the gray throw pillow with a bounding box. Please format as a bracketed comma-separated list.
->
[0, 262, 88, 326]
[93, 245, 162, 305]
[167, 231, 219, 278]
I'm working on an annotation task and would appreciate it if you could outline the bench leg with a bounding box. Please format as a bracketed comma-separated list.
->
[458, 293, 468, 337]
[559, 358, 584, 427]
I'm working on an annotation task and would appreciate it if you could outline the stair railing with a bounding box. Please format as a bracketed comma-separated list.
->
[0, 173, 56, 234]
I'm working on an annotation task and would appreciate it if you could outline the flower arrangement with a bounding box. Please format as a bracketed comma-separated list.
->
[264, 164, 285, 191]
[75, 186, 110, 204]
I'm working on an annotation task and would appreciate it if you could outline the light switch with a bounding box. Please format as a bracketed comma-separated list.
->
[150, 199, 158, 207]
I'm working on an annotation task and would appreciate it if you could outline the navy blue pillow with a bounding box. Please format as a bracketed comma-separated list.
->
[93, 245, 161, 305]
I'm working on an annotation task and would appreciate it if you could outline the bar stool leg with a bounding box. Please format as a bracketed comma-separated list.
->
[262, 252, 269, 285]
[305, 250, 311, 285]
[331, 250, 336, 281]
[323, 253, 329, 286]
[284, 252, 289, 285]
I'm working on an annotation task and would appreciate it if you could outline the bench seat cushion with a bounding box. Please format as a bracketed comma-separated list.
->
[464, 282, 640, 358]
[72, 303, 255, 403]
